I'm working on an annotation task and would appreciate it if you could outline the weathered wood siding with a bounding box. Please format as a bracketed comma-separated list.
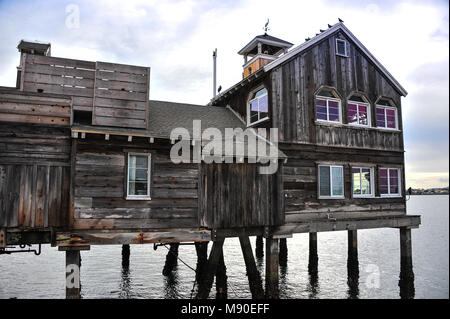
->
[73, 135, 199, 230]
[281, 144, 406, 222]
[0, 122, 71, 229]
[198, 162, 284, 229]
[270, 31, 404, 151]
[21, 54, 150, 129]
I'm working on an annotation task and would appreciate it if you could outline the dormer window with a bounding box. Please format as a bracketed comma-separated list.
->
[336, 39, 347, 57]
[315, 89, 341, 123]
[376, 99, 398, 130]
[348, 94, 370, 126]
[247, 87, 269, 126]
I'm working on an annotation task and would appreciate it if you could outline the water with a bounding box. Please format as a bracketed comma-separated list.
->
[0, 195, 448, 299]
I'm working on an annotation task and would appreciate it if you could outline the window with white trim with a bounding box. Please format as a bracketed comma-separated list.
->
[127, 153, 151, 199]
[336, 39, 347, 56]
[348, 95, 370, 126]
[379, 168, 401, 197]
[316, 89, 341, 123]
[352, 167, 374, 197]
[247, 87, 269, 126]
[318, 165, 344, 198]
[376, 99, 398, 129]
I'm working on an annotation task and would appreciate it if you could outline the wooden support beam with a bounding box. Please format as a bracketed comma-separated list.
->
[162, 243, 179, 276]
[399, 227, 415, 299]
[195, 242, 208, 282]
[265, 237, 279, 299]
[255, 235, 264, 259]
[122, 244, 130, 269]
[347, 230, 359, 299]
[215, 248, 227, 299]
[239, 236, 264, 299]
[65, 250, 81, 299]
[196, 239, 225, 299]
[308, 232, 318, 272]
[279, 238, 288, 267]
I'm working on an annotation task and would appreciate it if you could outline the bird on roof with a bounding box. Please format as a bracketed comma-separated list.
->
[305, 37, 311, 41]
[328, 24, 332, 28]
[218, 85, 222, 93]
[338, 18, 344, 23]
[320, 29, 325, 33]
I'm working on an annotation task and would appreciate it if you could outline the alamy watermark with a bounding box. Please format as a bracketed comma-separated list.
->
[169, 120, 281, 174]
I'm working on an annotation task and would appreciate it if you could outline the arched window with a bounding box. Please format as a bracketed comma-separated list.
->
[348, 94, 370, 126]
[375, 98, 398, 129]
[315, 88, 341, 123]
[247, 87, 268, 126]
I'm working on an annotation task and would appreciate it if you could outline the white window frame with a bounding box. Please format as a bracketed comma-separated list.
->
[347, 100, 371, 127]
[318, 164, 345, 199]
[376, 105, 398, 130]
[336, 39, 348, 57]
[247, 87, 269, 126]
[379, 167, 402, 198]
[351, 167, 375, 198]
[316, 95, 342, 123]
[126, 152, 151, 200]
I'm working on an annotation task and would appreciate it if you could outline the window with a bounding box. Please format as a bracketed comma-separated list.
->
[348, 95, 370, 126]
[352, 167, 374, 197]
[127, 153, 151, 199]
[379, 168, 401, 197]
[316, 89, 341, 123]
[318, 165, 344, 198]
[247, 87, 269, 126]
[336, 39, 347, 56]
[376, 99, 398, 129]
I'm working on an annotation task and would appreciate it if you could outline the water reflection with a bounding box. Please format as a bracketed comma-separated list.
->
[347, 252, 359, 299]
[308, 251, 319, 298]
[119, 266, 132, 299]
[164, 269, 182, 299]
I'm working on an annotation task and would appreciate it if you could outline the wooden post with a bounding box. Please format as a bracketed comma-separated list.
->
[399, 227, 415, 299]
[162, 243, 179, 276]
[196, 239, 225, 299]
[239, 236, 264, 299]
[122, 244, 130, 269]
[347, 230, 359, 299]
[65, 250, 81, 299]
[308, 232, 318, 272]
[215, 248, 227, 299]
[279, 238, 288, 267]
[195, 242, 208, 282]
[265, 237, 279, 299]
[255, 236, 264, 259]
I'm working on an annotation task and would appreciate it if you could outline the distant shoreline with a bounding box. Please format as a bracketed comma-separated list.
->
[410, 187, 449, 196]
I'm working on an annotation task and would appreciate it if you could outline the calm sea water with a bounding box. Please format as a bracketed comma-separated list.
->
[0, 195, 448, 299]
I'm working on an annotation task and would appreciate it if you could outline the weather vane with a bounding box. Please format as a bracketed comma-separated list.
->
[264, 18, 270, 34]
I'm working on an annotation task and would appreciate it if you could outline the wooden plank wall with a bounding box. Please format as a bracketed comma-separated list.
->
[198, 162, 284, 229]
[92, 61, 149, 129]
[0, 90, 71, 126]
[0, 122, 71, 229]
[270, 31, 404, 150]
[73, 135, 198, 230]
[280, 143, 406, 222]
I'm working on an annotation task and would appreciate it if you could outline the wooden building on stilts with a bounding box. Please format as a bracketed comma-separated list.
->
[0, 22, 420, 299]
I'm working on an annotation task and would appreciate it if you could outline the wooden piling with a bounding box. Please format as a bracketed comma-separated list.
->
[399, 227, 415, 299]
[239, 236, 264, 299]
[122, 244, 130, 269]
[255, 235, 264, 258]
[162, 243, 179, 276]
[65, 250, 81, 299]
[347, 230, 359, 299]
[265, 237, 279, 299]
[196, 239, 225, 299]
[215, 248, 228, 299]
[308, 232, 318, 272]
[195, 242, 208, 282]
[279, 238, 288, 267]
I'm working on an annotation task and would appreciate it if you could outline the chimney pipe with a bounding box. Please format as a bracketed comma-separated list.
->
[213, 48, 217, 98]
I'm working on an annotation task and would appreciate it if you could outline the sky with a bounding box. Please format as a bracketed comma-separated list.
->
[0, 0, 448, 188]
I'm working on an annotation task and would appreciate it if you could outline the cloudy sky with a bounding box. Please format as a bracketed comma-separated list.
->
[0, 0, 448, 188]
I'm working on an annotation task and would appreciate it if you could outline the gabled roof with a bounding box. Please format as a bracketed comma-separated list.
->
[264, 22, 407, 96]
[238, 34, 293, 55]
